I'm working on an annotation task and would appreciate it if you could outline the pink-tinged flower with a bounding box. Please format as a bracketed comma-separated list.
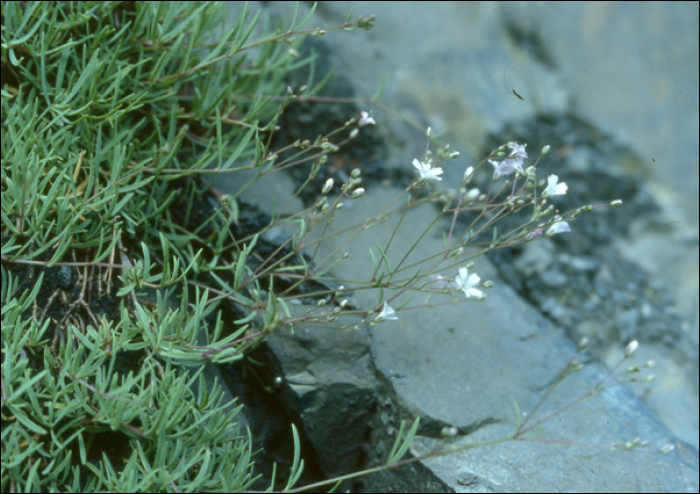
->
[413, 159, 443, 182]
[507, 142, 528, 161]
[376, 301, 398, 321]
[454, 267, 483, 298]
[489, 142, 528, 180]
[546, 219, 571, 236]
[489, 158, 524, 180]
[359, 111, 376, 126]
[526, 228, 544, 241]
[543, 174, 568, 197]
[430, 274, 459, 291]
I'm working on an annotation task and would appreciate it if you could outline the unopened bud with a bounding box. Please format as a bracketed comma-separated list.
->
[625, 340, 639, 358]
[610, 199, 623, 207]
[351, 168, 362, 178]
[441, 426, 458, 437]
[660, 444, 675, 454]
[541, 145, 551, 155]
[322, 178, 334, 194]
[578, 337, 589, 351]
[464, 166, 474, 181]
[465, 188, 480, 203]
[449, 151, 460, 159]
[349, 128, 359, 139]
[351, 188, 365, 198]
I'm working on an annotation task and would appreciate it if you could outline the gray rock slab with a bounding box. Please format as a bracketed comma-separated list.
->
[217, 2, 699, 490]
[252, 1, 699, 450]
[308, 187, 698, 492]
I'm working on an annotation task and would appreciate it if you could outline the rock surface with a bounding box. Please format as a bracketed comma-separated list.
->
[214, 2, 698, 492]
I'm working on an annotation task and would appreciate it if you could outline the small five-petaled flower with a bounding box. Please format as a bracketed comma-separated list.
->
[546, 216, 571, 236]
[413, 159, 443, 182]
[359, 111, 376, 126]
[454, 267, 483, 298]
[543, 174, 568, 197]
[376, 301, 399, 321]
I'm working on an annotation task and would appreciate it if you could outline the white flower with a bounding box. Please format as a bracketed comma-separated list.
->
[359, 111, 375, 126]
[543, 174, 568, 197]
[376, 301, 398, 321]
[454, 267, 483, 298]
[413, 158, 443, 182]
[546, 220, 571, 236]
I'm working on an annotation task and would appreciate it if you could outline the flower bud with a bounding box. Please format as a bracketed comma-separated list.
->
[541, 145, 551, 155]
[350, 128, 359, 139]
[351, 188, 365, 198]
[660, 444, 675, 454]
[578, 337, 589, 350]
[464, 166, 474, 181]
[465, 188, 480, 203]
[441, 426, 458, 437]
[610, 199, 623, 207]
[322, 178, 334, 194]
[449, 151, 460, 159]
[625, 340, 639, 358]
[351, 168, 362, 178]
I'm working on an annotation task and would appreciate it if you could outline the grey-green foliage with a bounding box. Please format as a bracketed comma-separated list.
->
[1, 1, 317, 491]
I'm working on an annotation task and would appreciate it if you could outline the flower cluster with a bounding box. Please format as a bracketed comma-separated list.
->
[488, 142, 528, 180]
[372, 139, 582, 322]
